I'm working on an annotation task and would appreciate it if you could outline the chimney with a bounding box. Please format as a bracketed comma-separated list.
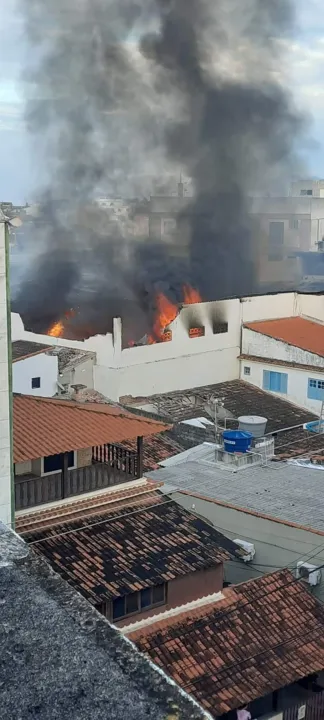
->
[178, 181, 184, 198]
[71, 384, 87, 402]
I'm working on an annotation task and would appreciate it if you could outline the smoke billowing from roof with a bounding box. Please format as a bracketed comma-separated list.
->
[16, 0, 303, 338]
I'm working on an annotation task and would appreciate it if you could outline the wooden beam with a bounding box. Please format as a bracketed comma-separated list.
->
[137, 436, 143, 479]
[62, 452, 69, 499]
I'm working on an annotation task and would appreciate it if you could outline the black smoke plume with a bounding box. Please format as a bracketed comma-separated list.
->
[15, 0, 303, 340]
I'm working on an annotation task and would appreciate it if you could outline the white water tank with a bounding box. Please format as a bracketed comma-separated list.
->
[238, 415, 268, 438]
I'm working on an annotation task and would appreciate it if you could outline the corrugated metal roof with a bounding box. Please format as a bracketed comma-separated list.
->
[13, 394, 170, 463]
[148, 459, 324, 532]
[245, 316, 324, 357]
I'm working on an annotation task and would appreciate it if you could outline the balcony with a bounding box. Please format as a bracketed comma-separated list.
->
[15, 443, 141, 512]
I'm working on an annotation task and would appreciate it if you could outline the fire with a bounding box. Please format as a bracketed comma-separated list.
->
[47, 320, 64, 337]
[183, 284, 202, 304]
[153, 293, 178, 341]
[150, 284, 202, 343]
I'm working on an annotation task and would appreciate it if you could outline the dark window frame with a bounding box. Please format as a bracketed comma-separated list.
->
[112, 583, 167, 621]
[43, 450, 75, 475]
[31, 376, 41, 389]
[244, 366, 251, 376]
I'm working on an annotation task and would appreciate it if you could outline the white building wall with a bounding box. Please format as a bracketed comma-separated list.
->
[10, 292, 324, 402]
[240, 359, 324, 414]
[174, 492, 324, 603]
[13, 353, 58, 397]
[0, 221, 12, 527]
[242, 328, 324, 368]
[60, 357, 95, 389]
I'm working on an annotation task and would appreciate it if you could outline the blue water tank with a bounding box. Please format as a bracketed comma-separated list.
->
[223, 430, 253, 454]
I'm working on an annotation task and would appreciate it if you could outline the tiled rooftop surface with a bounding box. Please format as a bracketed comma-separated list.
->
[13, 394, 170, 463]
[244, 316, 324, 357]
[124, 380, 324, 460]
[128, 569, 324, 716]
[15, 479, 160, 534]
[12, 339, 51, 362]
[0, 523, 208, 720]
[54, 346, 95, 373]
[123, 432, 184, 472]
[148, 460, 324, 533]
[24, 492, 242, 605]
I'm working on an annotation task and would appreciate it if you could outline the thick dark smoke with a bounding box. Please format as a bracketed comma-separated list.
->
[15, 0, 303, 339]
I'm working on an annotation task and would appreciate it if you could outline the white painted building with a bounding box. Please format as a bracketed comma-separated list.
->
[0, 215, 13, 527]
[10, 291, 324, 409]
[240, 313, 324, 414]
[12, 341, 58, 397]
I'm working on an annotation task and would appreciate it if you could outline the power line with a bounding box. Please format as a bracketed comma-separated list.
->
[27, 496, 178, 545]
[134, 561, 324, 659]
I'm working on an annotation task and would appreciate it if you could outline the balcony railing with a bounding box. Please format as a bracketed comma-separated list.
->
[15, 444, 139, 511]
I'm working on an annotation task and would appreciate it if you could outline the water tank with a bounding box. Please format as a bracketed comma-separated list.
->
[223, 430, 253, 454]
[238, 415, 268, 438]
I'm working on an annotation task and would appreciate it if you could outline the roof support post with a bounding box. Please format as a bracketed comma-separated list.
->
[62, 452, 69, 500]
[136, 436, 143, 479]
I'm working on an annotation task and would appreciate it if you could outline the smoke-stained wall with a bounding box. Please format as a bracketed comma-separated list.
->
[16, 0, 304, 335]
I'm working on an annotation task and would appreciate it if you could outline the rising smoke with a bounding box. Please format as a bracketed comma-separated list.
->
[15, 0, 303, 339]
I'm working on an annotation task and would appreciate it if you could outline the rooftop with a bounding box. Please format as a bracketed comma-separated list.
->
[148, 459, 324, 534]
[126, 569, 324, 717]
[12, 339, 51, 362]
[13, 394, 170, 463]
[0, 522, 209, 720]
[53, 346, 95, 373]
[23, 490, 243, 605]
[123, 380, 324, 461]
[244, 316, 324, 357]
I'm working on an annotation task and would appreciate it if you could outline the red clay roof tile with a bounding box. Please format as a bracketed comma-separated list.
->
[13, 394, 170, 463]
[244, 316, 324, 356]
[127, 569, 324, 716]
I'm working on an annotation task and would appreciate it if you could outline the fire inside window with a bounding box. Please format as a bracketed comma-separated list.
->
[161, 330, 172, 342]
[189, 327, 205, 338]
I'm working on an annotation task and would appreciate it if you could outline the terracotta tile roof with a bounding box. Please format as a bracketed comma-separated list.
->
[23, 493, 239, 604]
[12, 340, 52, 362]
[123, 432, 185, 472]
[244, 316, 324, 357]
[15, 479, 161, 534]
[13, 394, 170, 463]
[128, 569, 324, 717]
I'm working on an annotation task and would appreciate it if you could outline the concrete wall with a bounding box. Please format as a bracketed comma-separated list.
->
[115, 564, 224, 627]
[241, 327, 324, 413]
[175, 492, 324, 603]
[10, 292, 323, 402]
[13, 353, 58, 397]
[0, 222, 12, 527]
[240, 358, 324, 414]
[60, 357, 95, 390]
[243, 328, 324, 368]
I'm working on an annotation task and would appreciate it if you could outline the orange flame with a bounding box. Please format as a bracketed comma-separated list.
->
[153, 292, 178, 340]
[183, 284, 202, 304]
[47, 320, 64, 337]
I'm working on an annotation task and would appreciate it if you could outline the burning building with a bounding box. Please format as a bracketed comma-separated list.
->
[14, 0, 304, 344]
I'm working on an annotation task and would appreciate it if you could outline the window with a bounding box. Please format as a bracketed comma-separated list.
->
[268, 221, 284, 261]
[308, 378, 324, 401]
[43, 451, 75, 474]
[244, 366, 251, 376]
[31, 376, 41, 389]
[300, 189, 313, 196]
[263, 370, 288, 394]
[213, 322, 228, 335]
[112, 583, 166, 621]
[289, 218, 299, 230]
[162, 218, 176, 237]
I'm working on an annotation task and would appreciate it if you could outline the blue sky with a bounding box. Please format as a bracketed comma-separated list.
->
[1, 0, 324, 202]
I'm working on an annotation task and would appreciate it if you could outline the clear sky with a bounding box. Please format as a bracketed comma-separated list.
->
[1, 0, 324, 203]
